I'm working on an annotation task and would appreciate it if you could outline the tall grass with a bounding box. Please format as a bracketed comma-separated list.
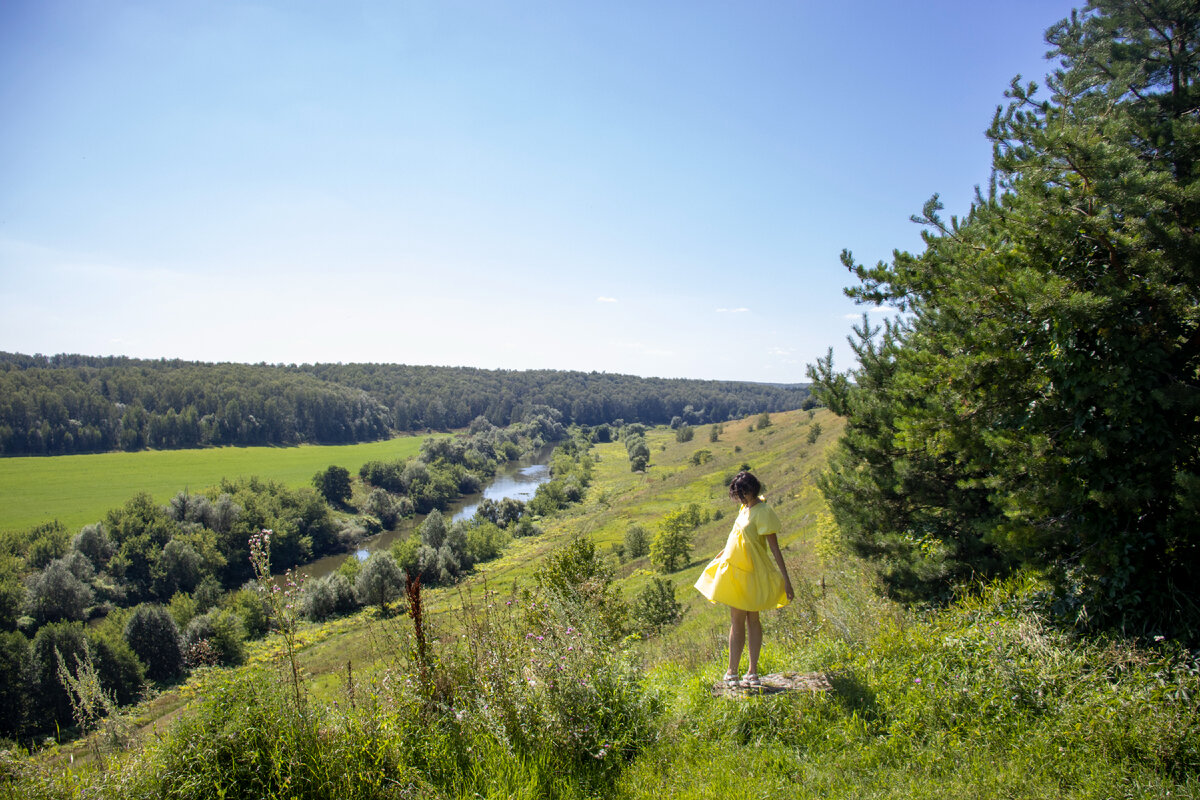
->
[620, 575, 1200, 800]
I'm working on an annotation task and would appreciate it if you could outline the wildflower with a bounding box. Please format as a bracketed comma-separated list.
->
[914, 678, 922, 684]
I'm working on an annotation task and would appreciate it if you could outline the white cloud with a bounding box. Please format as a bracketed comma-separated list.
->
[715, 307, 749, 313]
[596, 296, 618, 303]
[844, 306, 892, 320]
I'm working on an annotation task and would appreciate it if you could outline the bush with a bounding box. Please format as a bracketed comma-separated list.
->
[632, 576, 683, 634]
[806, 421, 822, 444]
[184, 609, 247, 667]
[124, 603, 185, 682]
[312, 465, 352, 506]
[30, 621, 88, 730]
[224, 588, 270, 640]
[624, 524, 650, 560]
[25, 558, 94, 624]
[72, 523, 115, 570]
[440, 585, 661, 788]
[88, 629, 145, 705]
[355, 552, 406, 615]
[466, 522, 510, 564]
[675, 425, 694, 443]
[302, 573, 359, 621]
[0, 630, 31, 738]
[540, 537, 628, 641]
[363, 488, 400, 528]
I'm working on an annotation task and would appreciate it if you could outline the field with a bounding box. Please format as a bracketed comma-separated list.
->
[0, 435, 438, 533]
[14, 409, 1199, 799]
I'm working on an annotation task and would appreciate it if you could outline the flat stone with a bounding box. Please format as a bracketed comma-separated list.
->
[711, 671, 833, 698]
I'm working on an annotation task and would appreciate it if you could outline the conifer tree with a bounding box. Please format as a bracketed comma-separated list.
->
[811, 0, 1199, 637]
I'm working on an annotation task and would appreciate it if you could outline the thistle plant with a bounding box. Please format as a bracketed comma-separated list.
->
[56, 643, 131, 769]
[249, 528, 307, 713]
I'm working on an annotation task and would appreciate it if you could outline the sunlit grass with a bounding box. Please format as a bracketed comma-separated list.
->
[18, 408, 1198, 799]
[0, 434, 442, 532]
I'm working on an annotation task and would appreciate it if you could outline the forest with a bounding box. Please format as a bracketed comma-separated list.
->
[0, 353, 811, 455]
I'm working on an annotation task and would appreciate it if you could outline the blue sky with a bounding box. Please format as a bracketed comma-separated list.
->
[1, 0, 1081, 382]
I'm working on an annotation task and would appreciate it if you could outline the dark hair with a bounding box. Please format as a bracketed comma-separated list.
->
[728, 471, 762, 501]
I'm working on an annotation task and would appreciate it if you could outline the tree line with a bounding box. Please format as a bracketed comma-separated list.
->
[0, 353, 811, 456]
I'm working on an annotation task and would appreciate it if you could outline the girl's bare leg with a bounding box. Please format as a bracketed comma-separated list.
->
[746, 611, 763, 675]
[728, 608, 747, 675]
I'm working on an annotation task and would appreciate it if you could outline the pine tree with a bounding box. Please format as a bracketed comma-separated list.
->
[812, 0, 1200, 637]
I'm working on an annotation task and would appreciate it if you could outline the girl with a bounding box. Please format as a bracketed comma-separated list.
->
[694, 470, 794, 686]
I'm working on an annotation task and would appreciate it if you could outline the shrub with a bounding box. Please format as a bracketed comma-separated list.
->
[441, 585, 661, 788]
[30, 621, 88, 730]
[624, 524, 650, 560]
[167, 591, 198, 631]
[72, 523, 115, 570]
[124, 603, 184, 682]
[184, 609, 247, 667]
[302, 573, 359, 621]
[87, 629, 145, 706]
[675, 425, 694, 443]
[632, 576, 684, 634]
[224, 587, 270, 640]
[419, 510, 448, 549]
[466, 522, 510, 564]
[806, 421, 822, 444]
[25, 558, 94, 624]
[540, 537, 628, 641]
[0, 630, 31, 738]
[312, 465, 352, 506]
[363, 488, 400, 528]
[355, 552, 406, 615]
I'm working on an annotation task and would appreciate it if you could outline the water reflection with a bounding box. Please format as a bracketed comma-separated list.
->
[303, 449, 553, 578]
[452, 463, 550, 522]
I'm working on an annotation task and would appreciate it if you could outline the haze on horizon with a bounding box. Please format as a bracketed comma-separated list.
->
[1, 0, 1080, 383]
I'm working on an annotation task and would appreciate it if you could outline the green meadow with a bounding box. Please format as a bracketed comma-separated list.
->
[18, 408, 1198, 799]
[0, 435, 437, 533]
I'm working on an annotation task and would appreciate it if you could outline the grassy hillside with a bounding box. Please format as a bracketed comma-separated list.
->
[0, 435, 436, 532]
[10, 409, 1199, 799]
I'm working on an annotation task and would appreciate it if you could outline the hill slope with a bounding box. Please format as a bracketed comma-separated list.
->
[14, 409, 1199, 800]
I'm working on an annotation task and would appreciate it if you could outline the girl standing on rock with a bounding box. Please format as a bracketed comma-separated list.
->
[694, 470, 794, 686]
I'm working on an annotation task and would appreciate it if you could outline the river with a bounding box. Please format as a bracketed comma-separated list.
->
[299, 447, 553, 581]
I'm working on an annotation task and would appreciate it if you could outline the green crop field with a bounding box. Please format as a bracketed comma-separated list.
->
[0, 435, 440, 534]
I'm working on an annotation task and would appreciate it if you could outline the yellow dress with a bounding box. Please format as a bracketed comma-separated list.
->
[694, 502, 788, 612]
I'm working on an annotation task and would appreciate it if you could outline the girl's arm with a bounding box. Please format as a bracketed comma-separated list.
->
[763, 534, 795, 601]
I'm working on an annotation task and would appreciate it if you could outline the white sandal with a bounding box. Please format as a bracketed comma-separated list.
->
[722, 670, 739, 685]
[742, 672, 762, 688]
